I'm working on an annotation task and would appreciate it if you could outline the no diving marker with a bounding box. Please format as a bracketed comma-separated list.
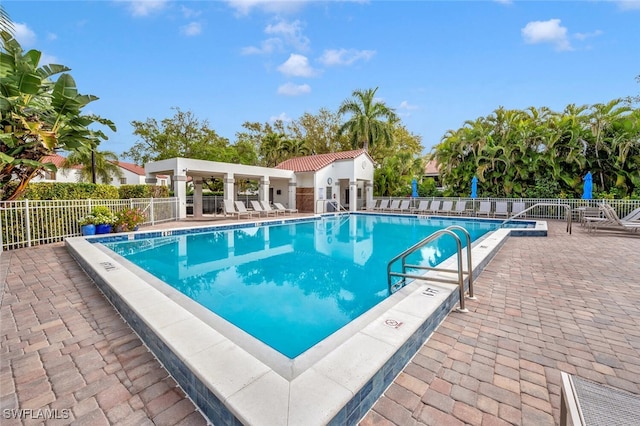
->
[384, 319, 404, 329]
[422, 287, 439, 297]
[99, 261, 117, 271]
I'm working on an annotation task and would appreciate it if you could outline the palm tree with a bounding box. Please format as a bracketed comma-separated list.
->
[0, 5, 13, 35]
[62, 149, 123, 184]
[337, 87, 398, 152]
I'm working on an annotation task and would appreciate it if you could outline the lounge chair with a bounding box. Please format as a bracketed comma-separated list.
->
[385, 200, 401, 212]
[250, 200, 277, 217]
[374, 199, 389, 211]
[397, 200, 411, 213]
[235, 201, 259, 218]
[273, 202, 298, 215]
[494, 201, 509, 218]
[440, 201, 453, 215]
[477, 201, 492, 217]
[589, 204, 640, 233]
[452, 201, 469, 216]
[260, 201, 282, 216]
[411, 200, 430, 214]
[429, 200, 442, 215]
[222, 199, 252, 219]
[512, 202, 526, 218]
[621, 206, 640, 222]
[364, 200, 380, 211]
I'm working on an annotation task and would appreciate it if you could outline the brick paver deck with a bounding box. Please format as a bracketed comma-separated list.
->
[1, 221, 639, 425]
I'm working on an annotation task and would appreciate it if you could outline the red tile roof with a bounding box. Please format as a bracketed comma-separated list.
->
[40, 154, 82, 169]
[113, 161, 145, 176]
[275, 149, 372, 172]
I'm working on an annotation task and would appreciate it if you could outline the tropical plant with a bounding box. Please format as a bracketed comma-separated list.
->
[114, 207, 145, 231]
[62, 148, 124, 183]
[89, 206, 115, 225]
[337, 87, 398, 152]
[0, 30, 115, 201]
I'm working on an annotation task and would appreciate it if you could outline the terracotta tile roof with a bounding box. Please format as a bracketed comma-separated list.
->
[112, 161, 145, 176]
[275, 149, 372, 172]
[40, 154, 82, 170]
[424, 159, 439, 176]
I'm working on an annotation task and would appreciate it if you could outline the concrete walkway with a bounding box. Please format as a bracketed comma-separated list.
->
[1, 221, 639, 425]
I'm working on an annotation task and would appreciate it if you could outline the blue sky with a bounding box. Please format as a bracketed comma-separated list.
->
[5, 0, 640, 159]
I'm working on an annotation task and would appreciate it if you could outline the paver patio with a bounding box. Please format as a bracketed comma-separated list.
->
[1, 221, 639, 425]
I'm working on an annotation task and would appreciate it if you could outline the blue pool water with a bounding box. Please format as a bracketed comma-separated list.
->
[104, 215, 501, 358]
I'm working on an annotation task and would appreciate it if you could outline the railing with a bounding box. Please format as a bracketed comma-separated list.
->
[0, 197, 179, 251]
[387, 226, 473, 313]
[315, 199, 349, 214]
[501, 202, 573, 234]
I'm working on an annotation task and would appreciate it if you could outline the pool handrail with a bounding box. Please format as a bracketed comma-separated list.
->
[387, 226, 473, 313]
[501, 202, 572, 234]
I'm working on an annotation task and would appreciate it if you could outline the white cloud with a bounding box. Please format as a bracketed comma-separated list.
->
[616, 1, 640, 10]
[242, 38, 283, 55]
[574, 30, 603, 41]
[180, 5, 201, 19]
[318, 48, 376, 66]
[277, 54, 317, 77]
[277, 82, 311, 96]
[269, 112, 293, 123]
[39, 53, 60, 66]
[226, 0, 307, 16]
[265, 19, 310, 52]
[521, 19, 572, 51]
[180, 22, 202, 36]
[121, 1, 169, 17]
[13, 23, 37, 47]
[47, 33, 58, 41]
[398, 101, 418, 111]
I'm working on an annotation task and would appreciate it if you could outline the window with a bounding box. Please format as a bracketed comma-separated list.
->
[326, 186, 332, 199]
[120, 178, 127, 185]
[44, 170, 56, 180]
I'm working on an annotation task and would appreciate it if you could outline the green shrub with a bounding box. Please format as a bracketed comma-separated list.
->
[18, 182, 119, 200]
[119, 184, 169, 199]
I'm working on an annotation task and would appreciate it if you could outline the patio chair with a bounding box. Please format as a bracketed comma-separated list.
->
[494, 201, 509, 218]
[364, 200, 380, 211]
[452, 201, 469, 216]
[512, 202, 527, 218]
[273, 202, 298, 215]
[373, 199, 389, 211]
[397, 200, 411, 213]
[477, 201, 492, 217]
[260, 201, 282, 216]
[410, 200, 430, 214]
[429, 200, 442, 214]
[385, 200, 401, 212]
[440, 201, 453, 215]
[234, 201, 259, 218]
[588, 203, 640, 233]
[250, 200, 277, 217]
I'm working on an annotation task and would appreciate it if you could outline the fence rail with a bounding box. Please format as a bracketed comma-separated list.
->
[372, 197, 640, 220]
[0, 198, 179, 251]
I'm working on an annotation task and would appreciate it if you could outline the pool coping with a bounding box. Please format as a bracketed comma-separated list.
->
[65, 214, 546, 425]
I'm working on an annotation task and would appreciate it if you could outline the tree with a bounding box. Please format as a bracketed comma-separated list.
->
[0, 30, 115, 200]
[62, 149, 124, 183]
[288, 108, 350, 154]
[337, 87, 398, 152]
[122, 108, 251, 165]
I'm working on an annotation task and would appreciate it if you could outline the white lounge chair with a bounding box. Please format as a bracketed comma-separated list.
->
[452, 201, 469, 216]
[364, 200, 380, 211]
[411, 200, 430, 214]
[260, 201, 281, 216]
[477, 201, 492, 217]
[494, 201, 509, 218]
[234, 201, 259, 218]
[374, 199, 389, 211]
[588, 204, 640, 233]
[440, 201, 453, 215]
[429, 200, 441, 214]
[222, 200, 253, 219]
[397, 200, 411, 213]
[512, 202, 526, 218]
[385, 200, 401, 212]
[273, 202, 298, 215]
[250, 200, 277, 217]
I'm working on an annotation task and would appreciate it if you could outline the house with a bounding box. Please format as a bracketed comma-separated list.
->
[144, 149, 376, 219]
[32, 154, 83, 183]
[276, 149, 375, 212]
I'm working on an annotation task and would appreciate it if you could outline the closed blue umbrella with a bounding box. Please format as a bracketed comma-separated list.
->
[582, 172, 593, 200]
[471, 176, 478, 199]
[411, 179, 418, 197]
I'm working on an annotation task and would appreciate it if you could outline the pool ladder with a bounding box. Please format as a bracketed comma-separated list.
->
[387, 225, 474, 313]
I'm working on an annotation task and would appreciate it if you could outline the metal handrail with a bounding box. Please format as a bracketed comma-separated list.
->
[501, 202, 572, 234]
[387, 226, 473, 313]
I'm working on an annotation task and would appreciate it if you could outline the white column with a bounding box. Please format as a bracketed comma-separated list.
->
[260, 176, 270, 204]
[172, 175, 188, 219]
[288, 181, 296, 210]
[349, 180, 357, 212]
[224, 173, 235, 201]
[365, 181, 374, 210]
[193, 178, 203, 218]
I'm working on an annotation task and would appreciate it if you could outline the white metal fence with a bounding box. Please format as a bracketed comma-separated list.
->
[0, 198, 179, 251]
[372, 197, 640, 220]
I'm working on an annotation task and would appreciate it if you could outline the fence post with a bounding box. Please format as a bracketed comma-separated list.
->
[25, 199, 32, 247]
[150, 198, 155, 226]
[0, 204, 4, 252]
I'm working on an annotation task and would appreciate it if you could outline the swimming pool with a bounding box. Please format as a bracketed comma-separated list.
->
[103, 215, 500, 358]
[66, 213, 544, 425]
